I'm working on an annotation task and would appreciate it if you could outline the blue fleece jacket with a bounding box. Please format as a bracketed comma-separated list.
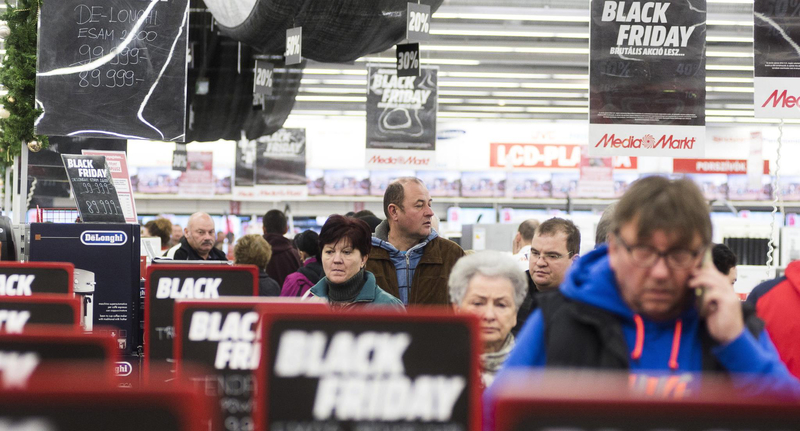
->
[499, 245, 800, 397]
[371, 222, 438, 305]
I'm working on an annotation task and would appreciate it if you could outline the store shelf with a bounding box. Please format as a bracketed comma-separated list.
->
[131, 193, 800, 210]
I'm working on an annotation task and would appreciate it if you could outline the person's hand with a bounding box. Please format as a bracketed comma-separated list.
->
[688, 265, 744, 344]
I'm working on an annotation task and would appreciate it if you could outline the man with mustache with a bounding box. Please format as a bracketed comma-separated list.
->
[165, 212, 227, 261]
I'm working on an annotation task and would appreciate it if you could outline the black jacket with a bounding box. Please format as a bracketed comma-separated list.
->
[258, 271, 281, 297]
[512, 270, 539, 336]
[165, 237, 228, 261]
[537, 290, 765, 370]
[264, 233, 302, 287]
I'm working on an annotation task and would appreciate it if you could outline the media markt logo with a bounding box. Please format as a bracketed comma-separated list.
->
[761, 89, 800, 108]
[80, 231, 128, 246]
[642, 134, 655, 149]
[595, 133, 695, 150]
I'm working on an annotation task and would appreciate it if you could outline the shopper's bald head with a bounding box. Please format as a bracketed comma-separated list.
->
[185, 212, 216, 258]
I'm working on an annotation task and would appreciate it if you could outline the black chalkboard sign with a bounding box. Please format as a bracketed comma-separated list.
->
[62, 154, 125, 223]
[35, 0, 189, 141]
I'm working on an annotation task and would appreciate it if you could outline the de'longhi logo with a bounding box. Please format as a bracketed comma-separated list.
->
[80, 231, 127, 246]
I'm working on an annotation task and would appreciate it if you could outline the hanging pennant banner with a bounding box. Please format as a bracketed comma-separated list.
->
[754, 2, 800, 117]
[588, 0, 706, 157]
[366, 65, 438, 169]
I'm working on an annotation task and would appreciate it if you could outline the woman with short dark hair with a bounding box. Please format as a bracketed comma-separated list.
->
[304, 215, 403, 309]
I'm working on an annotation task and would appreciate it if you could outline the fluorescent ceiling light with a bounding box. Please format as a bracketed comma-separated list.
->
[442, 71, 550, 79]
[526, 107, 587, 113]
[288, 110, 352, 116]
[439, 90, 493, 96]
[707, 19, 753, 26]
[706, 64, 754, 71]
[706, 109, 754, 116]
[707, 0, 753, 3]
[299, 87, 365, 94]
[706, 77, 754, 83]
[492, 91, 586, 98]
[358, 57, 480, 65]
[304, 69, 366, 75]
[425, 45, 589, 54]
[734, 118, 787, 123]
[552, 74, 588, 80]
[438, 112, 507, 118]
[707, 36, 754, 43]
[432, 12, 589, 23]
[707, 50, 753, 58]
[441, 81, 521, 88]
[706, 117, 737, 122]
[295, 96, 366, 102]
[706, 86, 754, 92]
[520, 82, 588, 89]
[299, 78, 366, 86]
[440, 98, 586, 106]
[431, 29, 588, 39]
[455, 105, 527, 112]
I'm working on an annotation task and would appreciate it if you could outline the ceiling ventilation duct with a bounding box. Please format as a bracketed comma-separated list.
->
[202, 0, 443, 63]
[187, 14, 304, 142]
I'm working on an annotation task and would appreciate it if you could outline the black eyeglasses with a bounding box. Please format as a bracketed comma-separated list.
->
[614, 233, 704, 269]
[530, 250, 574, 264]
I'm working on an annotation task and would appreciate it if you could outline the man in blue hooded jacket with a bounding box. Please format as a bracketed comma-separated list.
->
[497, 176, 800, 397]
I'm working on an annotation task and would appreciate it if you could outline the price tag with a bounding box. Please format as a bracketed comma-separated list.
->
[254, 60, 274, 96]
[172, 143, 187, 172]
[407, 2, 431, 41]
[61, 154, 125, 223]
[396, 43, 420, 77]
[285, 27, 302, 65]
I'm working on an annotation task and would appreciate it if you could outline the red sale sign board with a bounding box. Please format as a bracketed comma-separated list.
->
[490, 143, 636, 170]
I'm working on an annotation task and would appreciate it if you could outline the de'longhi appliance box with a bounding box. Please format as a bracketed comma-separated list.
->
[28, 223, 141, 356]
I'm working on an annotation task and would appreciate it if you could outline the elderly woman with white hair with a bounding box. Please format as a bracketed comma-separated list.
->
[448, 251, 528, 388]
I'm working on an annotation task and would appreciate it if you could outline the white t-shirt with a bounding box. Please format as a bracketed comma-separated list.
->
[512, 245, 532, 271]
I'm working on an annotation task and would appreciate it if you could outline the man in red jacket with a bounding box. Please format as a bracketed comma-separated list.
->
[262, 210, 302, 287]
[747, 260, 800, 379]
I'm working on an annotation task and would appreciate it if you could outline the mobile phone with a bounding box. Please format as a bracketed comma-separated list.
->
[694, 247, 713, 312]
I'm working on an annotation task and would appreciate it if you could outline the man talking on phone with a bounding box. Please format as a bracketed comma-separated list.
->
[496, 176, 799, 396]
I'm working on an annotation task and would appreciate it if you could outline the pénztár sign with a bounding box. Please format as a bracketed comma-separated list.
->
[588, 0, 706, 157]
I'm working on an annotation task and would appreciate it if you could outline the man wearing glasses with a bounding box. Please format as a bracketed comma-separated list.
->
[496, 176, 799, 396]
[513, 218, 580, 335]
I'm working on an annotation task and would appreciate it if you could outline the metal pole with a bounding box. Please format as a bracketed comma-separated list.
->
[3, 166, 11, 217]
[11, 155, 19, 224]
[20, 144, 28, 221]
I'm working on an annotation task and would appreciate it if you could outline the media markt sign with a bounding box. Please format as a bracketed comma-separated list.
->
[588, 124, 704, 157]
